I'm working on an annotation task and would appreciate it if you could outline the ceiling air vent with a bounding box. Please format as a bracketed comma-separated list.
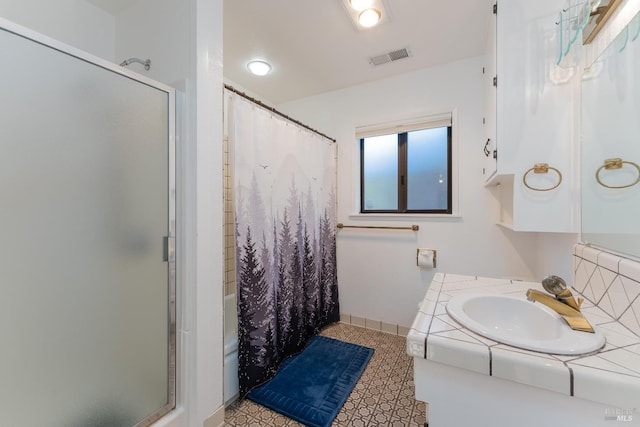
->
[369, 47, 411, 66]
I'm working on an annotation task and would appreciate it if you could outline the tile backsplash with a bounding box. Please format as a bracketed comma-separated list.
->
[573, 244, 640, 337]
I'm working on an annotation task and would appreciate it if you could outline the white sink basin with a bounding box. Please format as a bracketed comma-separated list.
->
[446, 293, 605, 355]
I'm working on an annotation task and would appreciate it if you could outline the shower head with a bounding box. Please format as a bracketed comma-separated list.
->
[120, 57, 151, 71]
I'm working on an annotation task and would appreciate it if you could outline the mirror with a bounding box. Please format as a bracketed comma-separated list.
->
[583, 0, 623, 44]
[581, 10, 640, 258]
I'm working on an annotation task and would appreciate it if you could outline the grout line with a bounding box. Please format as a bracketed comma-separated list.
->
[489, 347, 493, 376]
[568, 366, 574, 396]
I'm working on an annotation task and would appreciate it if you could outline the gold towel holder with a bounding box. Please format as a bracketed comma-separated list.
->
[336, 223, 419, 231]
[595, 158, 640, 189]
[522, 163, 563, 191]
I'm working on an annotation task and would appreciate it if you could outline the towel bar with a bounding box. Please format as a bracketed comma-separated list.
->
[336, 223, 419, 231]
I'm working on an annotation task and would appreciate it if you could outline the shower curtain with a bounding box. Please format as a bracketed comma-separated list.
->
[227, 90, 340, 398]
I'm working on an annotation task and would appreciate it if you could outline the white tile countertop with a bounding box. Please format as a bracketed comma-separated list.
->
[407, 273, 640, 409]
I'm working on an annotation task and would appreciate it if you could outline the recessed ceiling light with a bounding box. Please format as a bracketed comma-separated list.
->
[349, 0, 374, 11]
[358, 8, 381, 28]
[247, 60, 272, 76]
[342, 0, 390, 31]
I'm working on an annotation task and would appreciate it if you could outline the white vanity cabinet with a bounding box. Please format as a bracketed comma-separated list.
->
[408, 273, 640, 426]
[483, 0, 578, 233]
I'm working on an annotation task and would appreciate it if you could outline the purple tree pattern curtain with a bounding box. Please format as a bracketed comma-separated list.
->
[227, 91, 339, 398]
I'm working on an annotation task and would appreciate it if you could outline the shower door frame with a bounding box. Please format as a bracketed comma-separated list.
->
[0, 17, 177, 427]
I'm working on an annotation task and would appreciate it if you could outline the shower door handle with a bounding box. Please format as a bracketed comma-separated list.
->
[163, 236, 175, 262]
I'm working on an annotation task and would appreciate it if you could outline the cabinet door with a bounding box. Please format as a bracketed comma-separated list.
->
[494, 0, 577, 232]
[483, 2, 497, 181]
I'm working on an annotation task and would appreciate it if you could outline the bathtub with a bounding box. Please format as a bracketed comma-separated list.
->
[224, 293, 239, 406]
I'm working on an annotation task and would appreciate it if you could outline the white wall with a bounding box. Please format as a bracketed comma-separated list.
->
[281, 56, 566, 327]
[192, 0, 224, 424]
[114, 0, 190, 87]
[535, 233, 578, 286]
[0, 0, 115, 60]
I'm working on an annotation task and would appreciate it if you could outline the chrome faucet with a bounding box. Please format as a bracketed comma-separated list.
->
[526, 276, 594, 333]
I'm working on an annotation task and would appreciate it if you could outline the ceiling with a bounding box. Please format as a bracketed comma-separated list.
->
[85, 0, 492, 105]
[225, 0, 492, 104]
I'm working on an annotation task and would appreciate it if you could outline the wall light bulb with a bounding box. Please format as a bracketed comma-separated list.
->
[247, 60, 272, 76]
[358, 8, 381, 28]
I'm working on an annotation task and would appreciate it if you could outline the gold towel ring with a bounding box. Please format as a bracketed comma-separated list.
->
[595, 158, 640, 189]
[523, 163, 563, 191]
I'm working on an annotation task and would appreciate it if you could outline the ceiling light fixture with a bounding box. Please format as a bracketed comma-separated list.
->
[358, 8, 381, 27]
[343, 0, 389, 31]
[349, 0, 374, 11]
[247, 60, 272, 76]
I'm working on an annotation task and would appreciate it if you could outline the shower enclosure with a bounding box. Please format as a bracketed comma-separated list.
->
[0, 19, 176, 427]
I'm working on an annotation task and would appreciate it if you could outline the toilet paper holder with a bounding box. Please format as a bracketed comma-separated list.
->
[416, 248, 437, 268]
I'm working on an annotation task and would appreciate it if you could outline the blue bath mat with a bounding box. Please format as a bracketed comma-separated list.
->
[247, 335, 374, 427]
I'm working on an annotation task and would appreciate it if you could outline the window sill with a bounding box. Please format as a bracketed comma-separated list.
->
[347, 213, 462, 221]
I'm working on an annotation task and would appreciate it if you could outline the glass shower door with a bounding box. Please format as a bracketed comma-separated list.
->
[0, 21, 175, 427]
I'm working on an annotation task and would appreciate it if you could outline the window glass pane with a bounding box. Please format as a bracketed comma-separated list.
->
[407, 127, 449, 211]
[363, 134, 398, 210]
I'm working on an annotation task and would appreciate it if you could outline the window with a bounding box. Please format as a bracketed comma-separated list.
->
[359, 115, 452, 214]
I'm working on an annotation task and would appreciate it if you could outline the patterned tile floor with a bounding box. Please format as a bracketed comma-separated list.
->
[224, 322, 428, 426]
